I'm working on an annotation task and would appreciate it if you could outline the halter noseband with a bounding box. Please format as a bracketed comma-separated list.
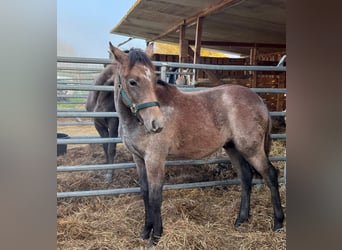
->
[117, 74, 160, 116]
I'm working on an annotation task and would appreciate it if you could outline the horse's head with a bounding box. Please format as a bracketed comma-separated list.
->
[109, 42, 164, 133]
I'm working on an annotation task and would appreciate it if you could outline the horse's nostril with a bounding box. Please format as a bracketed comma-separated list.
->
[151, 120, 163, 133]
[152, 120, 158, 130]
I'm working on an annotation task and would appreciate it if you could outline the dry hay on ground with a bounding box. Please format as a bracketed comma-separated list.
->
[57, 141, 286, 249]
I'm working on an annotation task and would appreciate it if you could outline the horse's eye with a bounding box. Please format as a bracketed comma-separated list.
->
[128, 79, 137, 86]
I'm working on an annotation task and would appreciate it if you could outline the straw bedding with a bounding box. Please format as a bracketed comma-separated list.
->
[57, 139, 286, 249]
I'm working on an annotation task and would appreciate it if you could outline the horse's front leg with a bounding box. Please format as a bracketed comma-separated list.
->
[145, 154, 165, 247]
[133, 154, 153, 239]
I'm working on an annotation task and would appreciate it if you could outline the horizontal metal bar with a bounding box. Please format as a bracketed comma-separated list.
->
[57, 79, 95, 82]
[57, 109, 88, 112]
[57, 94, 88, 98]
[57, 66, 103, 71]
[58, 56, 111, 64]
[57, 177, 285, 198]
[57, 158, 231, 172]
[57, 111, 285, 118]
[183, 87, 286, 93]
[57, 111, 118, 118]
[57, 102, 86, 105]
[57, 137, 122, 144]
[57, 57, 286, 72]
[58, 82, 94, 86]
[271, 134, 286, 139]
[251, 88, 286, 93]
[166, 71, 195, 76]
[57, 156, 286, 172]
[57, 162, 136, 172]
[58, 81, 286, 94]
[270, 111, 286, 116]
[57, 84, 113, 91]
[57, 121, 93, 126]
[154, 62, 286, 71]
[57, 118, 285, 127]
[57, 133, 285, 144]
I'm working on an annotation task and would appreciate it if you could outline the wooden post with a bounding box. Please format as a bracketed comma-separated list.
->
[194, 17, 203, 64]
[250, 46, 258, 88]
[179, 24, 188, 63]
[277, 71, 286, 111]
[188, 46, 224, 86]
[193, 17, 203, 84]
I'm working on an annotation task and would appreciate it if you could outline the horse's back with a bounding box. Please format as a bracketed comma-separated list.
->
[86, 65, 116, 112]
[158, 84, 270, 159]
[219, 84, 269, 121]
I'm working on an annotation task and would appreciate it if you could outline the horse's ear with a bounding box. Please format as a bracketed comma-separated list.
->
[109, 42, 128, 65]
[145, 42, 154, 58]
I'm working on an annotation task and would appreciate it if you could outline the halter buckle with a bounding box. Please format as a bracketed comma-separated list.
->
[130, 104, 137, 115]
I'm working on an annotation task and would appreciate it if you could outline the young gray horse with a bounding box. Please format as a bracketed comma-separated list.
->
[109, 42, 284, 247]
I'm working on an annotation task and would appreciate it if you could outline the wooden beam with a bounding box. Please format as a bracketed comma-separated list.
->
[147, 0, 241, 42]
[188, 40, 286, 48]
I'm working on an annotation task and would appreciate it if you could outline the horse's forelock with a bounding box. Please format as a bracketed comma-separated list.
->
[128, 48, 154, 69]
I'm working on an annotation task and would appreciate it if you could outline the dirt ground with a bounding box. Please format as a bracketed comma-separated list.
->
[57, 119, 286, 249]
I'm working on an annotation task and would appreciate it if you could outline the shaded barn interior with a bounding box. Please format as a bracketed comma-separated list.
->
[152, 52, 286, 112]
[111, 0, 286, 112]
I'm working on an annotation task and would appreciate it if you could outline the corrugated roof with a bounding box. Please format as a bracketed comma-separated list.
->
[110, 0, 286, 56]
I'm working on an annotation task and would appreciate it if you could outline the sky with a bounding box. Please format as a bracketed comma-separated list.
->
[57, 0, 146, 58]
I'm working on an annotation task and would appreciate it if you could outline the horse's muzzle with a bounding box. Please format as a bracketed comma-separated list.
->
[139, 106, 164, 133]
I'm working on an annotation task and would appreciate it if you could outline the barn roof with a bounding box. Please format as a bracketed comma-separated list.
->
[110, 0, 286, 56]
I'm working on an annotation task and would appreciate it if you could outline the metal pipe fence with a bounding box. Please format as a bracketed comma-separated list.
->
[57, 56, 286, 198]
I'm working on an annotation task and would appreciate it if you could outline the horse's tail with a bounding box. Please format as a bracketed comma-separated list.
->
[264, 113, 272, 156]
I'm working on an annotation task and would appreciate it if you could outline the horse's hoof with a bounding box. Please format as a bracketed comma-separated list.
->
[234, 220, 241, 227]
[140, 229, 151, 240]
[273, 222, 283, 231]
[234, 217, 248, 227]
[146, 240, 155, 248]
[146, 235, 160, 248]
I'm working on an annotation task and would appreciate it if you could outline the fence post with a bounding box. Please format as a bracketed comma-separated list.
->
[160, 65, 167, 81]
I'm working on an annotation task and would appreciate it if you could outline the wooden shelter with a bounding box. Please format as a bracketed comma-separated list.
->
[110, 0, 286, 111]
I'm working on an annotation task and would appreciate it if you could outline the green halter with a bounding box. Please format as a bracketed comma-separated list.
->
[117, 75, 160, 116]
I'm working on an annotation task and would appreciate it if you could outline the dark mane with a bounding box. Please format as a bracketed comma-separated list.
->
[156, 79, 179, 103]
[156, 79, 169, 86]
[128, 48, 154, 69]
[157, 79, 178, 90]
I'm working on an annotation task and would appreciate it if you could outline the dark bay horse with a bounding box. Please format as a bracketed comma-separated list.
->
[109, 42, 284, 247]
[86, 64, 119, 184]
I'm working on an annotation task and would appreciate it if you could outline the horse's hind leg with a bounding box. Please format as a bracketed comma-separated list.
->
[246, 154, 284, 231]
[225, 146, 253, 226]
[105, 118, 119, 183]
[94, 120, 112, 183]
